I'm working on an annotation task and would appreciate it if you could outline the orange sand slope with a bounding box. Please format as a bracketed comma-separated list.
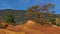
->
[0, 29, 25, 34]
[0, 20, 60, 34]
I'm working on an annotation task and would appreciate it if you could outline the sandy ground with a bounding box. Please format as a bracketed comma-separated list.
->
[0, 20, 60, 34]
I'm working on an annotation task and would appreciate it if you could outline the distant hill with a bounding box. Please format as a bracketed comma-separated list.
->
[0, 9, 60, 24]
[0, 9, 27, 24]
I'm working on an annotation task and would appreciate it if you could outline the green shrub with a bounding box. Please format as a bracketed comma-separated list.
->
[5, 13, 16, 25]
[56, 24, 60, 26]
[50, 18, 56, 25]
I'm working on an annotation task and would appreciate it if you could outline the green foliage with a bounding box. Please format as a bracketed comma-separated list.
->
[50, 18, 56, 25]
[56, 24, 60, 26]
[5, 13, 15, 25]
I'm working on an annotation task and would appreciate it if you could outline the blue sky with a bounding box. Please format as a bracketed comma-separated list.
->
[0, 0, 60, 14]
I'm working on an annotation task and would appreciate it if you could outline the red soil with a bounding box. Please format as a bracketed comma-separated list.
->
[7, 20, 60, 34]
